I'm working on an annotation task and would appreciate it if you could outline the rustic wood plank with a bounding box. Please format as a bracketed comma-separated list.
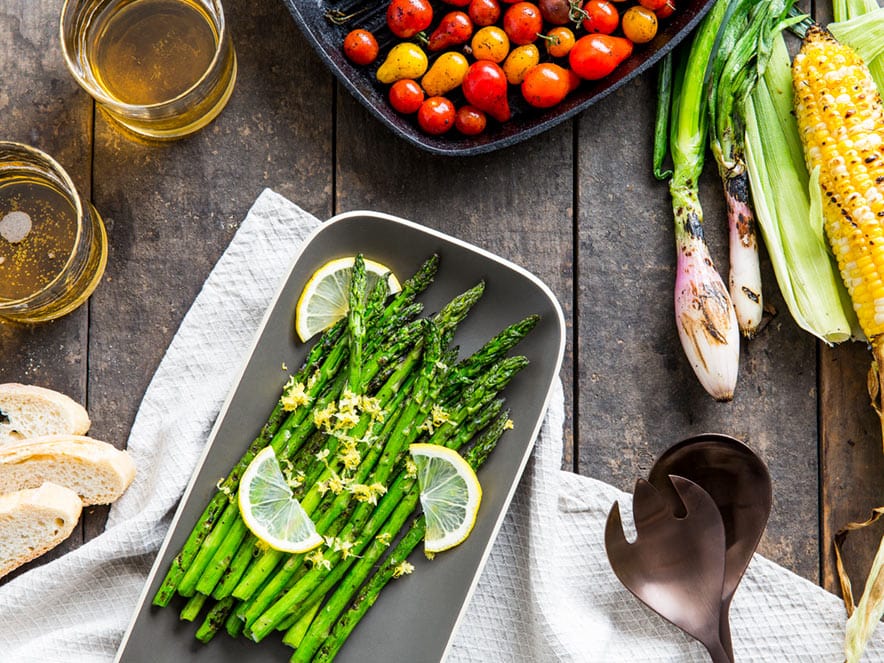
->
[83, 0, 336, 540]
[332, 90, 576, 467]
[810, 0, 884, 598]
[820, 342, 884, 595]
[0, 2, 94, 575]
[576, 69, 821, 582]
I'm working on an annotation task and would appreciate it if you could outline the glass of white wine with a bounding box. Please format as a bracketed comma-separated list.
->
[60, 0, 237, 140]
[0, 142, 108, 323]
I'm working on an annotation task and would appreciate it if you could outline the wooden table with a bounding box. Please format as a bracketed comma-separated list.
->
[2, 0, 883, 608]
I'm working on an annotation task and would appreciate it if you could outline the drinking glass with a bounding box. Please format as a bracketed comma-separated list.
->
[60, 0, 237, 140]
[0, 142, 108, 323]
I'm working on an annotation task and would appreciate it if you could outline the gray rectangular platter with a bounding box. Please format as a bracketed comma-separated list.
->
[116, 210, 566, 662]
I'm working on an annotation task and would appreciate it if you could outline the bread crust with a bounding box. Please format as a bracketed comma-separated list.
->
[0, 482, 82, 578]
[0, 383, 91, 443]
[0, 435, 136, 506]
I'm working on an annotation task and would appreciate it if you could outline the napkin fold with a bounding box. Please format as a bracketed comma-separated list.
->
[0, 188, 879, 662]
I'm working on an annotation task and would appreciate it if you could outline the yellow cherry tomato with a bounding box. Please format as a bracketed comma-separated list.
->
[421, 52, 470, 97]
[471, 26, 510, 63]
[622, 5, 658, 44]
[544, 27, 575, 58]
[376, 43, 429, 84]
[502, 43, 540, 85]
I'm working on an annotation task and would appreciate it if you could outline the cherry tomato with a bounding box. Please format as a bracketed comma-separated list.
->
[544, 26, 575, 57]
[455, 106, 487, 135]
[428, 11, 474, 51]
[581, 0, 619, 34]
[502, 2, 543, 46]
[421, 51, 470, 96]
[417, 96, 456, 134]
[342, 29, 379, 66]
[521, 63, 570, 108]
[569, 33, 633, 80]
[386, 0, 433, 38]
[502, 43, 541, 84]
[471, 25, 510, 62]
[538, 0, 572, 25]
[468, 0, 502, 25]
[622, 5, 657, 43]
[655, 0, 675, 19]
[638, 0, 669, 10]
[461, 60, 511, 122]
[376, 42, 429, 83]
[441, 0, 471, 7]
[388, 79, 425, 114]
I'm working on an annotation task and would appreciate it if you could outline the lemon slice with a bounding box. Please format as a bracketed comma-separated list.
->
[409, 443, 482, 553]
[238, 446, 322, 553]
[295, 256, 401, 342]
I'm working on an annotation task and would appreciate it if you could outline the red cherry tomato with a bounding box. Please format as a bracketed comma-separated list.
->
[386, 0, 434, 38]
[461, 61, 511, 122]
[569, 33, 633, 80]
[342, 29, 379, 66]
[417, 96, 456, 134]
[455, 105, 487, 135]
[441, 0, 471, 7]
[655, 0, 675, 19]
[388, 79, 425, 114]
[520, 63, 570, 108]
[502, 2, 543, 46]
[468, 0, 501, 26]
[638, 0, 669, 10]
[581, 0, 619, 34]
[428, 11, 474, 51]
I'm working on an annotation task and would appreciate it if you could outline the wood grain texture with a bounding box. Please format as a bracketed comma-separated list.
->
[0, 1, 94, 571]
[576, 70, 821, 582]
[332, 90, 576, 467]
[83, 0, 335, 539]
[820, 342, 884, 595]
[5, 0, 882, 601]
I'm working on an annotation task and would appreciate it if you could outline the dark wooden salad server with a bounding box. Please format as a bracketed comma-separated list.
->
[648, 434, 772, 662]
[605, 476, 732, 663]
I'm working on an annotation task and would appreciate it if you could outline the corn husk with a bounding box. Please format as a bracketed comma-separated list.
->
[834, 508, 884, 662]
[744, 33, 858, 344]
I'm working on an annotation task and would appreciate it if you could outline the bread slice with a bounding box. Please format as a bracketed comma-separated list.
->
[0, 435, 136, 506]
[0, 482, 82, 579]
[0, 383, 90, 444]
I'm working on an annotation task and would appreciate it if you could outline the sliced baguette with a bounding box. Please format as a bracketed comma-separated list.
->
[0, 383, 90, 444]
[0, 435, 136, 506]
[0, 482, 82, 579]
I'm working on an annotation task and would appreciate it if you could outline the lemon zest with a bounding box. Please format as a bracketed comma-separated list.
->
[281, 381, 311, 411]
[340, 447, 362, 471]
[313, 403, 337, 430]
[392, 561, 415, 578]
[338, 388, 361, 413]
[216, 478, 235, 502]
[334, 409, 361, 430]
[307, 550, 331, 571]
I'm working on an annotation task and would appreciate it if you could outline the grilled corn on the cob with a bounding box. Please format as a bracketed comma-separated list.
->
[792, 25, 884, 341]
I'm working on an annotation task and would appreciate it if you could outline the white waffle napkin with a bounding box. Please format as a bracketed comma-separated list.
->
[0, 188, 879, 662]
